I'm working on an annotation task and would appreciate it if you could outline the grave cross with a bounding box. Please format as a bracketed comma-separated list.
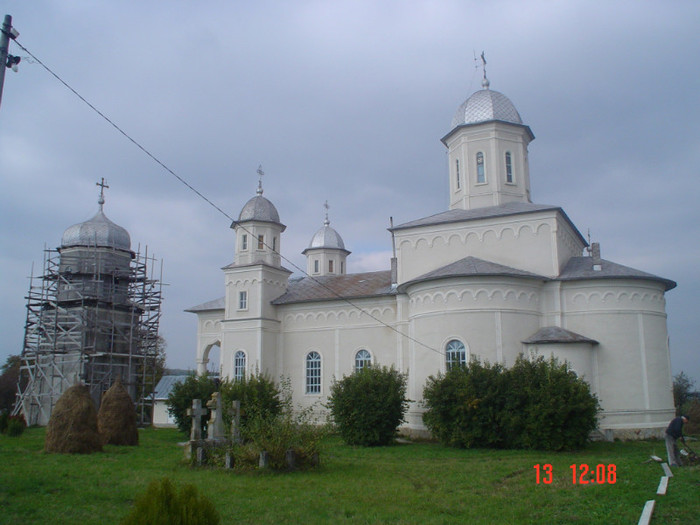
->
[187, 399, 207, 441]
[206, 392, 225, 440]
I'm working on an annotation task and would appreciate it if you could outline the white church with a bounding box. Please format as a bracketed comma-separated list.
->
[188, 74, 676, 439]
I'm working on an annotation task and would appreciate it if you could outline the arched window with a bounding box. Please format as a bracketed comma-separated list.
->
[233, 351, 246, 382]
[455, 159, 461, 189]
[355, 349, 371, 372]
[306, 351, 321, 394]
[505, 152, 513, 183]
[476, 152, 485, 183]
[446, 340, 466, 370]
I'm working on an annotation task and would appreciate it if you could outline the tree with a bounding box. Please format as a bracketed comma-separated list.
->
[167, 373, 219, 435]
[0, 355, 21, 412]
[673, 372, 696, 412]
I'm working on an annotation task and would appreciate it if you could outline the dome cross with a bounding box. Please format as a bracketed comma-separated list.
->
[96, 177, 109, 209]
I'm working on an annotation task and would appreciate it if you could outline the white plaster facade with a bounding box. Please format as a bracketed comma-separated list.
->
[188, 80, 676, 439]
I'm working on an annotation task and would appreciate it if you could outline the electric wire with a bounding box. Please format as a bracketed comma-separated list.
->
[11, 38, 446, 359]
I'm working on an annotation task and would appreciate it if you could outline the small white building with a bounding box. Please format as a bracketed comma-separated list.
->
[151, 375, 188, 428]
[188, 76, 676, 439]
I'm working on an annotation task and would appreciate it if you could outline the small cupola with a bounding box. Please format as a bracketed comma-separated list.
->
[303, 201, 350, 276]
[231, 167, 286, 267]
[442, 58, 535, 211]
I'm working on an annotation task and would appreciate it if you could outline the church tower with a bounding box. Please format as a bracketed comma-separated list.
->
[303, 202, 350, 276]
[220, 169, 290, 377]
[442, 70, 535, 210]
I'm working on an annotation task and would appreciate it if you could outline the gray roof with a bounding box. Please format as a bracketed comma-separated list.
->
[272, 270, 393, 305]
[399, 256, 546, 292]
[303, 222, 349, 254]
[452, 88, 523, 128]
[61, 207, 131, 251]
[152, 375, 189, 400]
[233, 191, 284, 228]
[185, 296, 224, 313]
[390, 202, 586, 244]
[523, 326, 599, 345]
[558, 257, 676, 291]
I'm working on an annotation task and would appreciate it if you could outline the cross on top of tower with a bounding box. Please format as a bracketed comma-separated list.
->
[480, 51, 490, 89]
[256, 165, 265, 195]
[324, 200, 330, 226]
[96, 177, 109, 209]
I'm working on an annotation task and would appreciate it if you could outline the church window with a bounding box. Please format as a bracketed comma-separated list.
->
[476, 152, 485, 183]
[306, 351, 321, 394]
[445, 339, 466, 370]
[257, 235, 264, 250]
[340, 261, 344, 274]
[233, 351, 246, 382]
[355, 349, 371, 372]
[455, 159, 461, 189]
[241, 234, 248, 250]
[505, 152, 513, 183]
[329, 260, 334, 273]
[272, 236, 277, 251]
[314, 259, 319, 273]
[238, 291, 248, 310]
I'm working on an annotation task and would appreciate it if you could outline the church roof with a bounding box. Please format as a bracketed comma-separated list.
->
[398, 256, 546, 292]
[558, 257, 677, 291]
[152, 375, 189, 400]
[303, 222, 349, 254]
[522, 326, 599, 345]
[185, 296, 225, 312]
[451, 88, 523, 128]
[61, 208, 132, 251]
[391, 202, 586, 244]
[272, 270, 393, 305]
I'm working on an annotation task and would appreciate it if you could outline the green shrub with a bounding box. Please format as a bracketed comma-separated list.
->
[5, 414, 26, 437]
[422, 355, 599, 451]
[166, 373, 218, 435]
[422, 360, 507, 448]
[120, 477, 220, 525]
[327, 366, 409, 446]
[219, 373, 284, 432]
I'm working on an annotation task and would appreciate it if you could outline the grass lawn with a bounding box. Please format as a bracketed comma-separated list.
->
[0, 427, 698, 524]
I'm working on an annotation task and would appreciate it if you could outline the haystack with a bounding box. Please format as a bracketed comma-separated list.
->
[45, 384, 103, 454]
[97, 378, 139, 446]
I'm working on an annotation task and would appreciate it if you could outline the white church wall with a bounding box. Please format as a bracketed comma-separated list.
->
[561, 280, 674, 434]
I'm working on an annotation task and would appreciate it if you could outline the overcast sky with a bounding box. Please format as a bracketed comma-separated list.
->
[1, 1, 698, 385]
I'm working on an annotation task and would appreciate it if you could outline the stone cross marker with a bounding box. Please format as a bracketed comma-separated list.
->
[206, 392, 225, 440]
[231, 400, 242, 444]
[187, 399, 207, 441]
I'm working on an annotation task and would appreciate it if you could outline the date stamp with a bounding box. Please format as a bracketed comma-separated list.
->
[533, 464, 617, 485]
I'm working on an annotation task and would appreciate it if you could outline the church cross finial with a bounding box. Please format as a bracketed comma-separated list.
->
[96, 177, 109, 209]
[323, 200, 330, 226]
[256, 165, 264, 195]
[480, 51, 490, 89]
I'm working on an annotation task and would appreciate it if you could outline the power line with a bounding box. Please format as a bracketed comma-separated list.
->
[11, 38, 446, 359]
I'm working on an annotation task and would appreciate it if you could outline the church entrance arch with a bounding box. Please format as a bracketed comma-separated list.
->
[197, 341, 221, 377]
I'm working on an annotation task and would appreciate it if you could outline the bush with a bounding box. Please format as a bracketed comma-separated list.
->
[0, 410, 8, 434]
[6, 414, 26, 437]
[166, 373, 218, 435]
[120, 477, 219, 525]
[219, 373, 283, 432]
[327, 366, 409, 446]
[422, 360, 506, 448]
[422, 355, 599, 451]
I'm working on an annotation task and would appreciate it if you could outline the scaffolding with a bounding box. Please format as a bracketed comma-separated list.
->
[13, 243, 163, 426]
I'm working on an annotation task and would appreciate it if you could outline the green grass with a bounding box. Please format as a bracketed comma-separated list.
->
[0, 428, 698, 524]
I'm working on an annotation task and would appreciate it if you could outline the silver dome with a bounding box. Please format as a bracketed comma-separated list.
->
[308, 224, 346, 251]
[451, 89, 523, 128]
[61, 208, 131, 251]
[238, 194, 281, 224]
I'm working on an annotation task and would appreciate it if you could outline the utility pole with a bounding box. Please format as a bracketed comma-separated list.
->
[0, 14, 20, 111]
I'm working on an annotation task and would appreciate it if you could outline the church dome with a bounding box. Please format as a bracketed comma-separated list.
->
[238, 192, 281, 224]
[308, 223, 346, 251]
[61, 207, 131, 251]
[451, 88, 523, 128]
